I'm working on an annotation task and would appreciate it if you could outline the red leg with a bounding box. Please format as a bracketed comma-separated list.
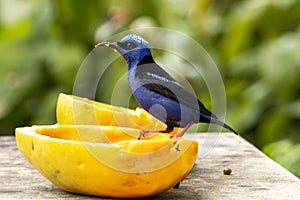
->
[170, 123, 193, 138]
[138, 130, 149, 140]
[158, 129, 173, 133]
[138, 127, 173, 140]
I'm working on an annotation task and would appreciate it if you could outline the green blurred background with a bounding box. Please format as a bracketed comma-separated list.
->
[1, 0, 300, 177]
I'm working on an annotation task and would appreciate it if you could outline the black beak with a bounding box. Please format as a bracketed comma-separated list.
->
[95, 41, 118, 49]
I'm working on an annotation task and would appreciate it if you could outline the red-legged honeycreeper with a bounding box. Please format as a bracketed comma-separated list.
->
[95, 34, 238, 138]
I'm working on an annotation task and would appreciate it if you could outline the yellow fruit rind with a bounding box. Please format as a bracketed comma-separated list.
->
[16, 125, 198, 198]
[56, 93, 167, 130]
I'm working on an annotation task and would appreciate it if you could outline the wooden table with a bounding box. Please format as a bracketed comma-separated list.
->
[1, 133, 300, 199]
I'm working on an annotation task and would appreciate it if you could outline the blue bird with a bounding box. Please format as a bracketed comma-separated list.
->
[96, 34, 238, 138]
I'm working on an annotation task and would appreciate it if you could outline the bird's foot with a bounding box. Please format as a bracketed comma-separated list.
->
[170, 131, 185, 139]
[170, 123, 193, 139]
[138, 128, 173, 140]
[159, 129, 173, 133]
[138, 130, 149, 140]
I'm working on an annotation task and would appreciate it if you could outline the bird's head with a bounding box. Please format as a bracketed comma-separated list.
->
[95, 34, 152, 68]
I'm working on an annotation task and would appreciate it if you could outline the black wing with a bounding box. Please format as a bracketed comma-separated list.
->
[135, 61, 216, 119]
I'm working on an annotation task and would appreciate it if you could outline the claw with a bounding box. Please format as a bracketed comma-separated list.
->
[138, 130, 149, 140]
[138, 126, 182, 140]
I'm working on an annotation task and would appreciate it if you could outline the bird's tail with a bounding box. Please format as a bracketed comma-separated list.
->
[208, 116, 238, 135]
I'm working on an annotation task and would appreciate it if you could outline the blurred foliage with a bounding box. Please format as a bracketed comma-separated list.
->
[263, 140, 300, 177]
[0, 0, 300, 177]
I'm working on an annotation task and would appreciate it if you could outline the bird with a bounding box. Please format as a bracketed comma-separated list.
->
[95, 34, 238, 139]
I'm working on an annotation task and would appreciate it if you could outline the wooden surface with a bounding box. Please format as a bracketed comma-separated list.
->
[1, 133, 300, 199]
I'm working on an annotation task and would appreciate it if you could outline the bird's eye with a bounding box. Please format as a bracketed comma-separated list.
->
[118, 42, 138, 50]
[126, 42, 134, 49]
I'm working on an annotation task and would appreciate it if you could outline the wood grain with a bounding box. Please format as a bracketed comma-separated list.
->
[1, 134, 300, 199]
